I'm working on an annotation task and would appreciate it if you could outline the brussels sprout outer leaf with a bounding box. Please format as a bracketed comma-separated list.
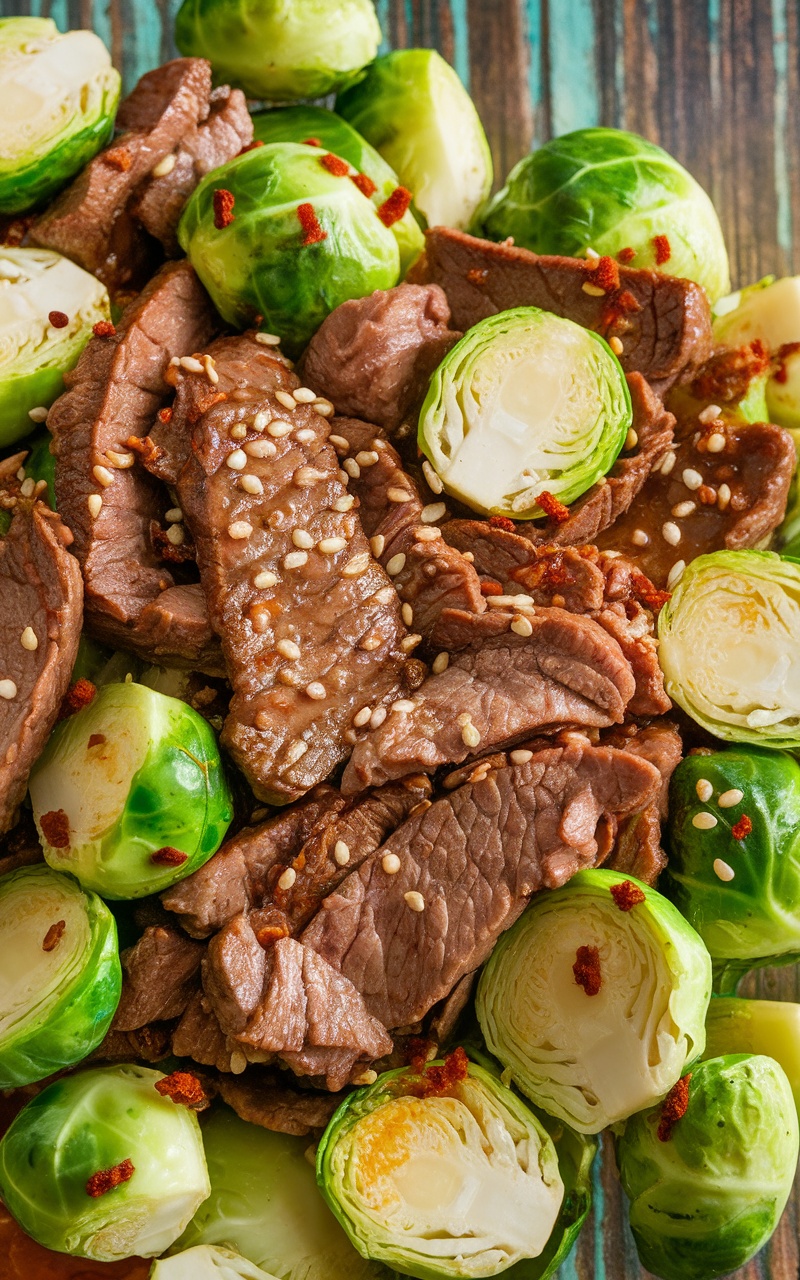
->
[617, 1055, 799, 1280]
[0, 864, 121, 1087]
[24, 430, 57, 506]
[704, 998, 800, 1114]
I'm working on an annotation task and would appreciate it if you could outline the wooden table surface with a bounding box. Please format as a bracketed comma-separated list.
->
[3, 0, 800, 1276]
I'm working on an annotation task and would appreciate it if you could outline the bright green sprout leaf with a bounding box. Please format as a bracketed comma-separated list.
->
[617, 1055, 799, 1280]
[418, 306, 631, 519]
[0, 1063, 210, 1260]
[28, 681, 233, 899]
[704, 998, 800, 1113]
[0, 864, 121, 1088]
[151, 1243, 281, 1279]
[476, 869, 712, 1134]
[337, 49, 493, 231]
[178, 142, 400, 356]
[23, 430, 57, 507]
[0, 247, 110, 448]
[0, 18, 119, 215]
[657, 550, 800, 748]
[479, 126, 730, 303]
[713, 275, 800, 435]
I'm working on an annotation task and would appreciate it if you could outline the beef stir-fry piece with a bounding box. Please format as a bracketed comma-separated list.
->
[111, 926, 205, 1032]
[214, 1068, 342, 1135]
[601, 721, 683, 883]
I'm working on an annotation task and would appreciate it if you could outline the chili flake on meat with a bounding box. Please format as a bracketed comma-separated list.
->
[589, 255, 620, 292]
[103, 146, 132, 172]
[657, 1074, 691, 1141]
[377, 186, 413, 227]
[213, 189, 235, 230]
[731, 814, 752, 840]
[610, 880, 646, 911]
[86, 1158, 135, 1198]
[652, 234, 672, 265]
[320, 152, 350, 177]
[155, 1070, 207, 1109]
[39, 810, 70, 849]
[351, 171, 377, 198]
[157, 407, 173, 424]
[296, 202, 327, 245]
[573, 944, 601, 996]
[92, 320, 116, 337]
[537, 490, 571, 524]
[489, 514, 517, 532]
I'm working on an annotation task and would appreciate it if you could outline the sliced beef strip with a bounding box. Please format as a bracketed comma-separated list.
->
[601, 723, 683, 885]
[302, 742, 661, 1030]
[92, 1025, 174, 1064]
[31, 59, 212, 291]
[111, 926, 205, 1031]
[0, 501, 83, 835]
[131, 85, 253, 256]
[410, 228, 713, 391]
[159, 334, 409, 803]
[299, 284, 462, 432]
[341, 607, 637, 793]
[172, 988, 253, 1073]
[48, 260, 222, 671]
[215, 1069, 342, 1135]
[427, 971, 477, 1046]
[0, 811, 43, 879]
[332, 418, 485, 638]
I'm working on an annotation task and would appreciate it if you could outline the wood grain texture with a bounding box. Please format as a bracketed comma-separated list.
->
[2, 0, 800, 1276]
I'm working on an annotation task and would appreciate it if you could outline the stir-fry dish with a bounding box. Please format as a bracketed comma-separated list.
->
[2, 7, 800, 1280]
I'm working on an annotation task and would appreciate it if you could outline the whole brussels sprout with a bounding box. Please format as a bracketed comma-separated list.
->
[0, 864, 121, 1088]
[178, 142, 401, 354]
[480, 127, 730, 303]
[713, 275, 800, 435]
[251, 106, 425, 273]
[337, 49, 493, 231]
[317, 1056, 564, 1279]
[0, 1064, 210, 1261]
[705, 998, 800, 1112]
[418, 306, 631, 519]
[29, 681, 233, 899]
[0, 247, 110, 448]
[664, 747, 800, 979]
[617, 1055, 799, 1280]
[0, 18, 120, 214]
[658, 551, 800, 748]
[476, 869, 712, 1134]
[175, 0, 381, 101]
[151, 1245, 281, 1279]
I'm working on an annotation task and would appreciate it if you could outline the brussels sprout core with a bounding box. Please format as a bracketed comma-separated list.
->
[418, 307, 631, 519]
[29, 681, 233, 898]
[476, 870, 712, 1133]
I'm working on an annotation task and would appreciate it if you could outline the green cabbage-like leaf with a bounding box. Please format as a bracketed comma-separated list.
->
[151, 1244, 281, 1279]
[704, 998, 800, 1112]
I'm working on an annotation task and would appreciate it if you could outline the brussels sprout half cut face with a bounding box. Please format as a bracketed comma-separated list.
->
[151, 1244, 281, 1280]
[704, 998, 800, 1113]
[418, 307, 631, 519]
[476, 869, 712, 1134]
[658, 550, 800, 748]
[617, 1055, 799, 1280]
[316, 1058, 564, 1280]
[0, 247, 110, 448]
[0, 864, 121, 1088]
[0, 1064, 210, 1261]
[713, 275, 800, 435]
[29, 681, 233, 899]
[0, 18, 120, 215]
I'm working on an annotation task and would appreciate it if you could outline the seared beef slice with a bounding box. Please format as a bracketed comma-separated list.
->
[164, 335, 409, 802]
[0, 502, 83, 834]
[112, 925, 205, 1030]
[48, 261, 221, 670]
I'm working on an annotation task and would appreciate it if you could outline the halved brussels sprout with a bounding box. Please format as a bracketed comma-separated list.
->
[337, 49, 493, 231]
[705, 998, 800, 1111]
[317, 1056, 563, 1279]
[479, 127, 730, 303]
[152, 1245, 280, 1279]
[476, 869, 712, 1134]
[0, 18, 120, 214]
[0, 1064, 210, 1261]
[617, 1055, 799, 1280]
[29, 681, 233, 899]
[658, 551, 800, 748]
[713, 275, 800, 434]
[178, 142, 400, 355]
[418, 306, 631, 519]
[250, 106, 425, 274]
[0, 864, 121, 1087]
[175, 0, 381, 101]
[0, 247, 110, 448]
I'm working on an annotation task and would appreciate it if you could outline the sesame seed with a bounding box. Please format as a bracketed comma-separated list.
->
[386, 552, 406, 576]
[462, 722, 481, 748]
[276, 638, 301, 660]
[278, 867, 297, 890]
[682, 468, 703, 491]
[180, 356, 205, 374]
[373, 586, 395, 604]
[230, 1049, 247, 1075]
[667, 560, 686, 588]
[333, 495, 355, 512]
[432, 652, 450, 674]
[387, 487, 411, 503]
[370, 534, 385, 557]
[283, 550, 308, 569]
[329, 435, 350, 452]
[422, 460, 444, 494]
[334, 841, 351, 866]
[510, 614, 534, 637]
[404, 890, 425, 912]
[692, 812, 718, 830]
[240, 473, 264, 495]
[706, 432, 726, 453]
[230, 424, 248, 439]
[166, 524, 185, 546]
[370, 706, 387, 729]
[15, 467, 25, 482]
[354, 1068, 378, 1086]
[246, 439, 277, 458]
[356, 450, 379, 467]
[254, 570, 278, 589]
[416, 527, 441, 542]
[342, 552, 371, 576]
[662, 521, 681, 546]
[695, 778, 713, 802]
[510, 748, 533, 764]
[152, 152, 177, 177]
[401, 634, 422, 652]
[401, 603, 413, 625]
[660, 451, 676, 476]
[226, 450, 247, 470]
[275, 390, 296, 411]
[382, 853, 401, 874]
[361, 635, 382, 652]
[353, 706, 372, 727]
[92, 464, 114, 488]
[255, 332, 281, 346]
[295, 428, 315, 443]
[294, 466, 328, 486]
[699, 404, 722, 423]
[203, 354, 219, 385]
[582, 281, 606, 296]
[20, 477, 35, 498]
[671, 500, 696, 518]
[717, 483, 731, 511]
[421, 501, 446, 524]
[632, 528, 649, 547]
[28, 406, 48, 423]
[718, 788, 744, 808]
[486, 594, 535, 610]
[106, 449, 135, 469]
[305, 681, 327, 700]
[253, 411, 270, 431]
[609, 336, 624, 355]
[391, 699, 416, 713]
[312, 399, 334, 417]
[318, 536, 347, 554]
[292, 529, 314, 548]
[20, 627, 38, 651]
[0, 680, 17, 700]
[268, 420, 293, 438]
[285, 739, 308, 765]
[228, 521, 253, 540]
[343, 458, 361, 478]
[713, 858, 735, 882]
[293, 387, 316, 403]
[585, 246, 600, 260]
[625, 428, 639, 451]
[87, 494, 102, 518]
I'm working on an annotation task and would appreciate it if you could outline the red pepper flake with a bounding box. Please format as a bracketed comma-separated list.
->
[155, 1070, 207, 1109]
[377, 186, 413, 228]
[150, 846, 188, 867]
[617, 246, 636, 264]
[48, 311, 69, 329]
[86, 1159, 135, 1198]
[589, 255, 620, 292]
[350, 171, 377, 198]
[238, 139, 264, 155]
[213, 189, 235, 230]
[774, 341, 800, 384]
[302, 137, 322, 147]
[657, 1074, 691, 1141]
[256, 923, 290, 948]
[42, 920, 66, 951]
[631, 567, 672, 613]
[653, 234, 672, 265]
[40, 810, 71, 849]
[489, 514, 517, 532]
[87, 733, 106, 748]
[413, 1046, 470, 1097]
[405, 1035, 436, 1074]
[296, 202, 327, 245]
[537, 490, 570, 524]
[157, 407, 173, 424]
[573, 944, 601, 996]
[103, 146, 132, 172]
[480, 580, 504, 596]
[58, 677, 97, 720]
[467, 266, 490, 286]
[320, 152, 350, 177]
[92, 320, 116, 337]
[731, 814, 753, 840]
[610, 880, 646, 912]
